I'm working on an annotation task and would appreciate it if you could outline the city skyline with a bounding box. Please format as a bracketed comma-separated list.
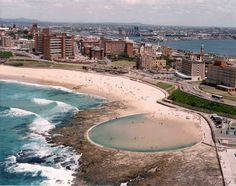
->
[0, 0, 236, 27]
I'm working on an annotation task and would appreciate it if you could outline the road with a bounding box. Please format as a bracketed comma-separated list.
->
[8, 50, 236, 107]
[181, 81, 236, 107]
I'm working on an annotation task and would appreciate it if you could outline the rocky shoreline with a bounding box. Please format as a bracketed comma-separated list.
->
[0, 68, 224, 185]
[49, 101, 224, 186]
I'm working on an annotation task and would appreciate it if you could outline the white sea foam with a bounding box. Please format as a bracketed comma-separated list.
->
[0, 79, 107, 100]
[32, 98, 78, 113]
[7, 163, 76, 186]
[6, 108, 35, 117]
[56, 101, 78, 113]
[22, 141, 53, 158]
[30, 98, 79, 135]
[32, 98, 54, 105]
[29, 117, 55, 134]
[3, 107, 55, 135]
[1, 79, 78, 94]
[5, 155, 17, 164]
[5, 145, 81, 186]
[1, 80, 84, 186]
[6, 131, 81, 185]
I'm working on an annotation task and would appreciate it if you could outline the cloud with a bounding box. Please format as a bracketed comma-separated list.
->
[0, 0, 235, 27]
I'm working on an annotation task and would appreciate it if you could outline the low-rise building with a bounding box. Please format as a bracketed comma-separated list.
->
[79, 37, 133, 58]
[140, 53, 166, 70]
[101, 37, 134, 57]
[89, 46, 104, 60]
[80, 40, 101, 56]
[226, 121, 236, 135]
[15, 38, 34, 51]
[206, 60, 236, 91]
[138, 44, 166, 70]
[0, 27, 9, 36]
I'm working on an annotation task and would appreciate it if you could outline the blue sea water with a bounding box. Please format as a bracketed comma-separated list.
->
[0, 80, 105, 185]
[161, 39, 236, 56]
[131, 37, 236, 56]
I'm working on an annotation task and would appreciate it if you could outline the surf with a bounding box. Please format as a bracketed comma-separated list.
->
[0, 80, 105, 185]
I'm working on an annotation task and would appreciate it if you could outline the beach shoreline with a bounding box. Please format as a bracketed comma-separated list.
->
[0, 65, 202, 121]
[0, 65, 224, 185]
[0, 66, 203, 149]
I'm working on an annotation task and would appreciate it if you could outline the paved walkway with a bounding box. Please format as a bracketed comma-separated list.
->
[198, 114, 215, 146]
[217, 148, 236, 186]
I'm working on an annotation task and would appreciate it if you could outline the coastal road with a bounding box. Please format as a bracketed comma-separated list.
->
[180, 81, 236, 107]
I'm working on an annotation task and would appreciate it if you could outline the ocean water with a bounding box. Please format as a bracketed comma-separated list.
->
[130, 37, 236, 56]
[0, 80, 105, 185]
[161, 39, 236, 56]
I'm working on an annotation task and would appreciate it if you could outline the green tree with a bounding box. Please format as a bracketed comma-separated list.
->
[0, 51, 13, 59]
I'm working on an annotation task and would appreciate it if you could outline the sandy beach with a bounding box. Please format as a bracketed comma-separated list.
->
[0, 65, 202, 148]
[0, 65, 225, 186]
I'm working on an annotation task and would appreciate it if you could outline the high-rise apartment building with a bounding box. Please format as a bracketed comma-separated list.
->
[34, 28, 75, 60]
[34, 28, 49, 54]
[177, 50, 206, 81]
[0, 35, 14, 48]
[181, 59, 206, 81]
[43, 33, 74, 60]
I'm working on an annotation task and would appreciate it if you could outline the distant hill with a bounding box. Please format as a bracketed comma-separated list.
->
[0, 18, 39, 23]
[0, 18, 144, 26]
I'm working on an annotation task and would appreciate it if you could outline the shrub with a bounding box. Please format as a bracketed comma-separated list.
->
[11, 62, 24, 66]
[0, 51, 13, 59]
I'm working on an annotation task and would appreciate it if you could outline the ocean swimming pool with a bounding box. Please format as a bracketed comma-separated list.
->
[88, 114, 201, 152]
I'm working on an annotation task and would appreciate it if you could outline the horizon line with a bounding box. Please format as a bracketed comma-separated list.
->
[1, 17, 236, 29]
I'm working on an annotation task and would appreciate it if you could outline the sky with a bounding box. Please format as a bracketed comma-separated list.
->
[0, 0, 236, 27]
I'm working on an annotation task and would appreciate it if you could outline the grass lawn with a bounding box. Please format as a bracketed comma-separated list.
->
[5, 60, 52, 68]
[5, 60, 86, 71]
[112, 60, 136, 67]
[156, 82, 176, 94]
[169, 89, 236, 118]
